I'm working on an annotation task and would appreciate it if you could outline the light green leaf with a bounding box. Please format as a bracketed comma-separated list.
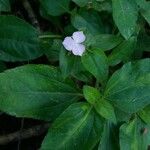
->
[112, 0, 138, 39]
[0, 15, 42, 62]
[82, 49, 108, 84]
[83, 86, 101, 105]
[83, 86, 116, 123]
[41, 102, 104, 150]
[104, 59, 150, 113]
[0, 0, 10, 11]
[138, 105, 150, 124]
[0, 65, 82, 121]
[39, 0, 70, 16]
[108, 36, 137, 66]
[94, 98, 116, 123]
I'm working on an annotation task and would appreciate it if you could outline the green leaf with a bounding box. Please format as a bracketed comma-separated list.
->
[120, 118, 138, 150]
[94, 99, 116, 123]
[41, 102, 104, 150]
[83, 86, 101, 105]
[98, 122, 119, 150]
[82, 49, 108, 84]
[135, 0, 150, 24]
[71, 10, 104, 35]
[0, 65, 82, 121]
[108, 36, 137, 66]
[39, 0, 70, 16]
[86, 34, 123, 51]
[72, 0, 88, 7]
[120, 117, 150, 150]
[59, 49, 92, 82]
[44, 39, 62, 62]
[0, 15, 42, 62]
[0, 0, 10, 12]
[112, 0, 138, 39]
[104, 59, 150, 113]
[138, 105, 150, 124]
[83, 86, 116, 123]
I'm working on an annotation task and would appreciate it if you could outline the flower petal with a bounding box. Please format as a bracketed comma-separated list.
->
[62, 37, 75, 51]
[72, 43, 85, 56]
[72, 31, 86, 43]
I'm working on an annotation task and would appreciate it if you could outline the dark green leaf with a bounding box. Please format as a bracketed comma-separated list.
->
[82, 49, 108, 84]
[0, 15, 42, 62]
[39, 0, 70, 16]
[108, 36, 137, 66]
[0, 0, 10, 12]
[98, 122, 119, 150]
[104, 59, 150, 113]
[112, 0, 138, 39]
[41, 102, 104, 150]
[120, 117, 150, 150]
[71, 10, 104, 35]
[0, 65, 82, 121]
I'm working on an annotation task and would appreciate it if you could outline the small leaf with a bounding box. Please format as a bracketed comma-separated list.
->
[83, 85, 101, 105]
[72, 0, 88, 7]
[138, 105, 150, 124]
[112, 0, 138, 39]
[41, 102, 104, 150]
[82, 49, 108, 84]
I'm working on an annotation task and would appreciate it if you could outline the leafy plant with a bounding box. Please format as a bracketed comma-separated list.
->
[0, 0, 150, 149]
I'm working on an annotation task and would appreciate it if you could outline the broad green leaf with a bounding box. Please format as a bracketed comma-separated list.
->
[59, 49, 92, 82]
[0, 15, 42, 62]
[0, 65, 82, 121]
[108, 36, 137, 66]
[83, 86, 101, 105]
[98, 122, 119, 150]
[112, 0, 138, 39]
[104, 59, 150, 113]
[120, 117, 150, 150]
[41, 102, 104, 150]
[83, 86, 116, 123]
[82, 49, 108, 84]
[0, 0, 10, 11]
[138, 105, 150, 124]
[39, 0, 70, 16]
[86, 34, 123, 51]
[71, 10, 104, 35]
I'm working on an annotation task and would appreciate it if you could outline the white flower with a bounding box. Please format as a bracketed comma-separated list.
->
[62, 31, 86, 56]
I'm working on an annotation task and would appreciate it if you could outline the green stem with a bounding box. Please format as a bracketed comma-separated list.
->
[39, 35, 62, 39]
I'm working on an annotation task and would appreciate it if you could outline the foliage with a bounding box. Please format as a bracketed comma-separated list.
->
[0, 0, 150, 149]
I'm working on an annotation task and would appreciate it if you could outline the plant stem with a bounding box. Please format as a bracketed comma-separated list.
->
[39, 35, 62, 39]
